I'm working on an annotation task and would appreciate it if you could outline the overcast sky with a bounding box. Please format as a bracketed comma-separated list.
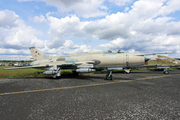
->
[0, 0, 180, 60]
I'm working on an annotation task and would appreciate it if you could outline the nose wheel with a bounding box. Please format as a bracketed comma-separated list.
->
[104, 71, 113, 80]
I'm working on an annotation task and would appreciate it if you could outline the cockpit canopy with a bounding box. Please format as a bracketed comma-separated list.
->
[108, 49, 125, 53]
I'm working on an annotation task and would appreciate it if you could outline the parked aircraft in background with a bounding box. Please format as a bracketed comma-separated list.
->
[4, 47, 170, 80]
[142, 55, 180, 74]
[124, 55, 180, 74]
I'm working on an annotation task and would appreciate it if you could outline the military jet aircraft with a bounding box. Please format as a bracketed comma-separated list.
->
[4, 47, 170, 80]
[142, 55, 180, 74]
[123, 55, 180, 74]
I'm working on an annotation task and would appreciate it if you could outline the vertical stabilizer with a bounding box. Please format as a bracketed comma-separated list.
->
[29, 47, 48, 61]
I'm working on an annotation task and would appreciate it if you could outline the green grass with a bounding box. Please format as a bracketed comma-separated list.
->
[0, 66, 179, 78]
[61, 69, 73, 75]
[0, 66, 45, 78]
[0, 66, 120, 78]
[0, 67, 76, 78]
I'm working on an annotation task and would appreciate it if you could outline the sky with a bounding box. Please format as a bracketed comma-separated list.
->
[0, 0, 180, 60]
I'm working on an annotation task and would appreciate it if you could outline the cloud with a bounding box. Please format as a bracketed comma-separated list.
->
[0, 48, 29, 55]
[39, 0, 180, 54]
[98, 38, 129, 49]
[3, 25, 44, 49]
[17, 0, 33, 1]
[0, 55, 31, 60]
[61, 40, 94, 54]
[82, 0, 180, 53]
[0, 10, 95, 56]
[109, 0, 133, 6]
[84, 12, 133, 40]
[166, 21, 180, 35]
[19, 0, 107, 18]
[43, 40, 98, 55]
[158, 0, 180, 16]
[98, 34, 180, 54]
[2, 0, 180, 59]
[124, 7, 129, 12]
[46, 14, 89, 48]
[33, 15, 47, 23]
[130, 0, 165, 19]
[0, 10, 45, 54]
[63, 40, 79, 49]
[0, 10, 19, 28]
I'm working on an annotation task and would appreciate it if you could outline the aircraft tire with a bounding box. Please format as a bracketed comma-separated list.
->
[105, 75, 113, 80]
[164, 70, 169, 74]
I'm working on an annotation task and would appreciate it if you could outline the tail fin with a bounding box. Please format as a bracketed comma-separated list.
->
[29, 47, 49, 61]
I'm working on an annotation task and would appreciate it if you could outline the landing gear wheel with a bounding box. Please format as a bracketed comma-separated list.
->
[104, 75, 113, 80]
[104, 71, 113, 80]
[164, 70, 169, 74]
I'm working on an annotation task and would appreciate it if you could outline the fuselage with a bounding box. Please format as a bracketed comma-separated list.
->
[4, 47, 169, 79]
[31, 50, 145, 70]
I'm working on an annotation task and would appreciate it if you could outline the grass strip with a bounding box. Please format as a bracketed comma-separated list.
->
[0, 66, 179, 79]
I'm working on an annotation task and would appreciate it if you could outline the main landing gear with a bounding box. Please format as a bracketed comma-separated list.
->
[104, 71, 113, 80]
[163, 68, 169, 74]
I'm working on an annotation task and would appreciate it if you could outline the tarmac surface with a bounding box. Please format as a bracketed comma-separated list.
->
[0, 70, 180, 120]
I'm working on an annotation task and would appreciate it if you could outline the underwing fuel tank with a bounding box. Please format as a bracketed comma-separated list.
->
[76, 68, 96, 73]
[43, 70, 59, 75]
